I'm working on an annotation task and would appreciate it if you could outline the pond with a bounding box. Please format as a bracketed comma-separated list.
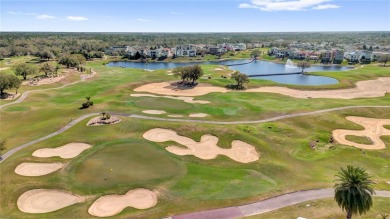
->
[107, 59, 351, 85]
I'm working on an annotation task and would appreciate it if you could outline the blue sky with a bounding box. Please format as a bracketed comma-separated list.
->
[1, 0, 389, 32]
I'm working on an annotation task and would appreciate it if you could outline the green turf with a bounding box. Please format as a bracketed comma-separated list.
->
[0, 57, 389, 219]
[345, 135, 374, 145]
[69, 140, 183, 191]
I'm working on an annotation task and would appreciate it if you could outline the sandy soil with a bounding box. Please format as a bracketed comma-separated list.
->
[17, 189, 84, 213]
[15, 162, 63, 176]
[81, 71, 96, 81]
[88, 189, 157, 217]
[134, 77, 390, 99]
[22, 76, 65, 86]
[214, 68, 224, 71]
[32, 143, 92, 159]
[189, 113, 209, 118]
[1, 92, 21, 100]
[134, 82, 227, 97]
[142, 110, 166, 115]
[143, 128, 259, 163]
[131, 93, 210, 104]
[86, 116, 121, 126]
[332, 116, 390, 149]
[0, 67, 9, 71]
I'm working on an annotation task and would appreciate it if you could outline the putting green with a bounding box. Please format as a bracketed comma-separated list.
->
[69, 140, 183, 189]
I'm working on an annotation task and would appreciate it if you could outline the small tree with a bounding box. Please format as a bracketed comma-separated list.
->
[378, 55, 390, 67]
[334, 165, 375, 219]
[40, 62, 55, 77]
[250, 49, 261, 59]
[230, 71, 249, 89]
[173, 66, 189, 83]
[14, 63, 37, 80]
[81, 96, 94, 109]
[297, 61, 311, 73]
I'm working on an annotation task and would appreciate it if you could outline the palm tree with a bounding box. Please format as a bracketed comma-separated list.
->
[334, 165, 375, 219]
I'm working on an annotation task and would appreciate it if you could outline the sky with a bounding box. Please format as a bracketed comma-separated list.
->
[1, 0, 389, 32]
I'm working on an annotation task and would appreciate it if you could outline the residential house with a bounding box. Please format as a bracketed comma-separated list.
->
[344, 51, 359, 63]
[293, 51, 307, 60]
[358, 50, 373, 63]
[332, 50, 344, 64]
[320, 50, 332, 63]
[174, 45, 197, 57]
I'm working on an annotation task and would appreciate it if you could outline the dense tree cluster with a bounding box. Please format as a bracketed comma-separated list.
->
[59, 54, 86, 68]
[172, 65, 204, 85]
[0, 32, 389, 60]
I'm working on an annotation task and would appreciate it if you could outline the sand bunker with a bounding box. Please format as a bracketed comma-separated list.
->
[134, 82, 227, 97]
[88, 189, 157, 217]
[134, 77, 390, 99]
[332, 116, 390, 149]
[0, 67, 9, 71]
[131, 93, 210, 104]
[17, 189, 84, 213]
[214, 68, 224, 71]
[143, 128, 259, 163]
[86, 116, 121, 126]
[189, 113, 208, 118]
[22, 76, 65, 86]
[142, 110, 166, 115]
[15, 162, 63, 176]
[32, 143, 92, 159]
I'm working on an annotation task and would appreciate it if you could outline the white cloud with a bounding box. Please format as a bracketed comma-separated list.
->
[137, 18, 152, 22]
[170, 12, 183, 15]
[7, 11, 20, 15]
[67, 16, 88, 21]
[36, 14, 56, 20]
[312, 4, 340, 9]
[239, 0, 340, 11]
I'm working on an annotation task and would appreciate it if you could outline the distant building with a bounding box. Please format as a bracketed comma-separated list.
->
[321, 50, 332, 63]
[358, 50, 373, 63]
[105, 46, 132, 55]
[174, 45, 197, 57]
[332, 50, 344, 64]
[345, 51, 359, 63]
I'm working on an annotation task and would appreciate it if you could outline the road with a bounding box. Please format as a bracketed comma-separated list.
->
[169, 189, 390, 219]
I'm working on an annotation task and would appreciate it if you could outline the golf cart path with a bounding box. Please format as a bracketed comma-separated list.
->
[1, 105, 389, 162]
[168, 189, 390, 219]
[0, 72, 95, 110]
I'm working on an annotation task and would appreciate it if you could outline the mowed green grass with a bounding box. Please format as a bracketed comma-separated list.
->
[69, 140, 183, 191]
[247, 197, 390, 219]
[0, 58, 389, 218]
[345, 135, 374, 145]
[0, 60, 389, 153]
[1, 107, 389, 219]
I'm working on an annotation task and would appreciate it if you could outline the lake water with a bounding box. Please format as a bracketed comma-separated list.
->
[107, 59, 351, 85]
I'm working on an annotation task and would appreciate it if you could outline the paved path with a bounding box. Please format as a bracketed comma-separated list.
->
[0, 113, 99, 161]
[0, 72, 94, 110]
[1, 105, 389, 163]
[169, 189, 390, 219]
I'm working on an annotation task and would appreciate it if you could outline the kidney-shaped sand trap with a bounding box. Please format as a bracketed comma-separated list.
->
[131, 93, 210, 104]
[143, 128, 259, 163]
[17, 189, 84, 213]
[88, 189, 157, 217]
[32, 143, 92, 159]
[15, 162, 63, 176]
[332, 116, 390, 150]
[134, 77, 390, 99]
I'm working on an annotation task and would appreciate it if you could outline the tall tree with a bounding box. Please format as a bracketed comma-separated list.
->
[334, 165, 375, 219]
[0, 73, 21, 95]
[378, 55, 390, 66]
[297, 61, 311, 72]
[188, 65, 203, 85]
[231, 71, 249, 89]
[250, 49, 261, 59]
[40, 63, 55, 77]
[14, 63, 37, 80]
